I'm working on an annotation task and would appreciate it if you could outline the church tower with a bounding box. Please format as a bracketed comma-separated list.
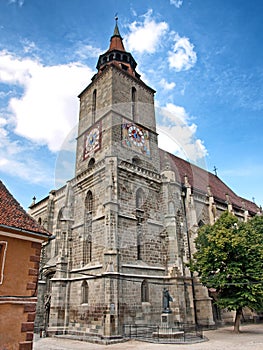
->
[69, 20, 167, 337]
[75, 18, 160, 176]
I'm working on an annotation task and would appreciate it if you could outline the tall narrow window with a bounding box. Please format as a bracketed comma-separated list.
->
[83, 234, 92, 264]
[81, 280, 89, 304]
[137, 225, 142, 260]
[131, 87, 136, 119]
[92, 89, 97, 122]
[55, 208, 64, 256]
[84, 191, 93, 265]
[85, 191, 93, 213]
[0, 242, 7, 284]
[141, 279, 149, 302]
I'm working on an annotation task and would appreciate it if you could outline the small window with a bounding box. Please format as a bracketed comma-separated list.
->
[88, 157, 95, 169]
[0, 242, 7, 284]
[132, 156, 141, 166]
[81, 280, 89, 304]
[198, 220, 205, 227]
[121, 64, 128, 71]
[141, 279, 149, 302]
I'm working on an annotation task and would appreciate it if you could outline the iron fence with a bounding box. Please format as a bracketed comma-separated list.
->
[123, 323, 205, 344]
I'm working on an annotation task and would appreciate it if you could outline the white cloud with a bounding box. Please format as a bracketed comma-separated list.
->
[8, 0, 24, 7]
[125, 10, 168, 54]
[168, 33, 197, 71]
[0, 120, 53, 185]
[170, 0, 183, 8]
[76, 44, 102, 59]
[22, 39, 37, 54]
[160, 102, 190, 124]
[0, 50, 94, 152]
[156, 103, 208, 163]
[159, 78, 176, 90]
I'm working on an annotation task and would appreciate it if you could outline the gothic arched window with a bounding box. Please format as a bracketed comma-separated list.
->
[81, 280, 89, 304]
[84, 191, 93, 265]
[83, 234, 92, 264]
[85, 191, 93, 214]
[141, 279, 149, 302]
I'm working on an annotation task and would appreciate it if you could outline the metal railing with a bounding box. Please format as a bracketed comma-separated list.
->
[123, 323, 204, 343]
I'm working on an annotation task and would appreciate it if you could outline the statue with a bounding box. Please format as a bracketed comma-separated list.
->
[162, 288, 173, 313]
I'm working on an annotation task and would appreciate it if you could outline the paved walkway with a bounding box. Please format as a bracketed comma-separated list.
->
[33, 323, 263, 350]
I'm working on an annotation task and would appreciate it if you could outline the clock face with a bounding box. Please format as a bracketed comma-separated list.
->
[122, 121, 150, 156]
[83, 125, 101, 160]
[128, 125, 145, 147]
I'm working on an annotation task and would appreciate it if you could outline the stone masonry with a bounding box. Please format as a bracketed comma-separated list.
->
[29, 21, 260, 341]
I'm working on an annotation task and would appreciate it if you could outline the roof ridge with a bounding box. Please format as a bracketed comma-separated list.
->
[159, 149, 259, 214]
[0, 180, 51, 236]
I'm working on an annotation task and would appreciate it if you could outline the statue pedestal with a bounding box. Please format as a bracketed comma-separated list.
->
[152, 313, 184, 339]
[161, 313, 174, 328]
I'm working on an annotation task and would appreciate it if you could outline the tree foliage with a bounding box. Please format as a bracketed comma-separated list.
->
[191, 212, 263, 331]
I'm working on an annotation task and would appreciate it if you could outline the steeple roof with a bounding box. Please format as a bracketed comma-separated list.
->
[113, 16, 121, 36]
[95, 18, 140, 80]
[108, 18, 125, 52]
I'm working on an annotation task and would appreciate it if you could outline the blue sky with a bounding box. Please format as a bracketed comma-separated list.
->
[0, 0, 262, 209]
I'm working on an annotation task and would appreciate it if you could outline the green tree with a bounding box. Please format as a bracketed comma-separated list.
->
[191, 212, 263, 332]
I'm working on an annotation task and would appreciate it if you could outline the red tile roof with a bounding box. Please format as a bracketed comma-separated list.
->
[0, 180, 51, 237]
[159, 149, 259, 215]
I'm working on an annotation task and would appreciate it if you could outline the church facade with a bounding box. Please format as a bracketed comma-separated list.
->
[29, 21, 259, 339]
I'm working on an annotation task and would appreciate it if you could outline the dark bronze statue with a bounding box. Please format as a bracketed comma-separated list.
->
[163, 288, 173, 313]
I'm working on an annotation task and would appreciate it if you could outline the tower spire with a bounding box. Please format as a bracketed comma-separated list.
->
[109, 15, 125, 52]
[95, 17, 140, 80]
[113, 13, 120, 36]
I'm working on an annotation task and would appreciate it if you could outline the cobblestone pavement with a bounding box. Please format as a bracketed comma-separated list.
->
[33, 323, 263, 350]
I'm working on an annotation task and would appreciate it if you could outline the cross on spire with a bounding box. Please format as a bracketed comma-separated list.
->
[213, 166, 218, 176]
